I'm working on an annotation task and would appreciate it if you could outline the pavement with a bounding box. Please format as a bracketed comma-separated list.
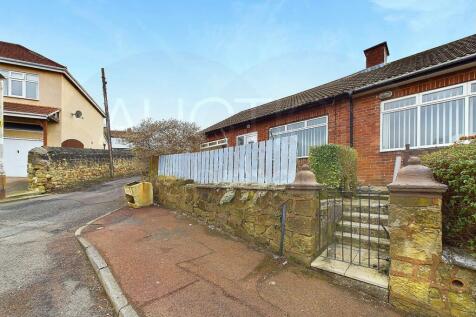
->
[5, 177, 29, 195]
[83, 206, 401, 317]
[0, 176, 139, 317]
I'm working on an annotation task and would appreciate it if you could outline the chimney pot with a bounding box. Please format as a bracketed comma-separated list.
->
[364, 42, 389, 68]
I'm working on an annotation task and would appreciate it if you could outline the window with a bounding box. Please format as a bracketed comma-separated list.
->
[0, 69, 39, 99]
[201, 138, 228, 150]
[381, 82, 476, 151]
[236, 132, 257, 145]
[269, 116, 328, 157]
[0, 69, 8, 96]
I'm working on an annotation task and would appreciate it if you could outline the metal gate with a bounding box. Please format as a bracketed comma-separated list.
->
[317, 187, 390, 274]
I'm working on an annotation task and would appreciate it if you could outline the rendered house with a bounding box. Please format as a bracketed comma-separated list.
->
[0, 41, 106, 176]
[203, 34, 476, 185]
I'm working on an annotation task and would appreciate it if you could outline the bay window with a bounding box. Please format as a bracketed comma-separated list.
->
[0, 69, 39, 99]
[269, 116, 328, 157]
[381, 82, 476, 151]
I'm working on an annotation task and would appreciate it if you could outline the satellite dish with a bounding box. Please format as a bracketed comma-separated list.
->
[73, 110, 82, 118]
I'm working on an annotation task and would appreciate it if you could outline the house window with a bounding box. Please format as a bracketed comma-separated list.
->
[0, 69, 39, 99]
[269, 116, 328, 157]
[236, 132, 257, 146]
[381, 81, 476, 151]
[201, 138, 228, 150]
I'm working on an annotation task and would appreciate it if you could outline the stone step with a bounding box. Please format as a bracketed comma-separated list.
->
[334, 231, 390, 251]
[336, 221, 388, 238]
[311, 256, 389, 289]
[320, 200, 388, 215]
[319, 243, 390, 272]
[342, 211, 388, 225]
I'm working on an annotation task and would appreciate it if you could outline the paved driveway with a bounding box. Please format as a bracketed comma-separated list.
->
[0, 177, 138, 317]
[84, 207, 400, 317]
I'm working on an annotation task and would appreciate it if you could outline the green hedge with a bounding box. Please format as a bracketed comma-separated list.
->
[308, 144, 357, 191]
[422, 142, 476, 255]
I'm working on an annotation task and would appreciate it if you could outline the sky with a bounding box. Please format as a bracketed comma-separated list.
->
[2, 0, 475, 130]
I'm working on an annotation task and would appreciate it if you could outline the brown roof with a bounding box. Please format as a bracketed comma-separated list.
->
[204, 33, 476, 133]
[0, 41, 65, 68]
[4, 102, 60, 117]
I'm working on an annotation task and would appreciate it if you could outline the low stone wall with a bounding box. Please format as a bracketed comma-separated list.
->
[28, 147, 145, 193]
[154, 176, 320, 265]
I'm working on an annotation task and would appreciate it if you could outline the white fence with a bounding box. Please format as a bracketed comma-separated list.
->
[158, 135, 298, 185]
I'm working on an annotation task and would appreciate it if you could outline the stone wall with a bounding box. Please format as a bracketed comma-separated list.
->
[154, 176, 320, 265]
[28, 147, 145, 193]
[388, 158, 476, 316]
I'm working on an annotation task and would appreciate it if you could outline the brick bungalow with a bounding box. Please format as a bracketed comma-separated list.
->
[202, 34, 476, 185]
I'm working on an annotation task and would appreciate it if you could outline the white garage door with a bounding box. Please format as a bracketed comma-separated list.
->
[4, 138, 43, 177]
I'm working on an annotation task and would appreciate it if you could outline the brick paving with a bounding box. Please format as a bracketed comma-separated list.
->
[84, 206, 401, 317]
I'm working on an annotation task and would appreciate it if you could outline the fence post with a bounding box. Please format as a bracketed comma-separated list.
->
[284, 164, 323, 265]
[149, 156, 159, 182]
[387, 156, 447, 314]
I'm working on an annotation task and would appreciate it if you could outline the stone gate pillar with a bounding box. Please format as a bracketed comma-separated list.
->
[387, 156, 447, 314]
[285, 164, 323, 265]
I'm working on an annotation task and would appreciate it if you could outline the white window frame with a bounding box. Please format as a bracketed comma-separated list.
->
[236, 132, 258, 145]
[380, 81, 476, 152]
[201, 138, 228, 150]
[0, 69, 40, 100]
[269, 115, 328, 158]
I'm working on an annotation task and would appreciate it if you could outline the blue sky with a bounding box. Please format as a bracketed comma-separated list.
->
[2, 0, 475, 129]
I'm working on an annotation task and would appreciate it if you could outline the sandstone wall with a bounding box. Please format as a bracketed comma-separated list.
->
[154, 176, 320, 265]
[28, 147, 145, 193]
[389, 194, 476, 316]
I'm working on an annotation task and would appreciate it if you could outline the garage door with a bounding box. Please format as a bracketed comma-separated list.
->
[4, 138, 43, 177]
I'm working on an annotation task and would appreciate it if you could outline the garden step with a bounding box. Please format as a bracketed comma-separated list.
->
[342, 212, 388, 225]
[319, 243, 390, 273]
[320, 202, 388, 216]
[334, 231, 390, 251]
[336, 221, 388, 238]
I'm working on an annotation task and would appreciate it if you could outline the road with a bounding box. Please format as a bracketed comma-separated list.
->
[0, 177, 138, 317]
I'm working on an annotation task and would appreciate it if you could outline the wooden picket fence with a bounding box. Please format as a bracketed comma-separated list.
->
[158, 135, 298, 185]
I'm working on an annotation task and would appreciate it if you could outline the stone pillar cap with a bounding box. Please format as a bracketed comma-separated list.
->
[387, 156, 447, 193]
[286, 164, 323, 190]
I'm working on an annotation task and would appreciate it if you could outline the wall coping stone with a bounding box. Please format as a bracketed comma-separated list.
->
[195, 183, 286, 191]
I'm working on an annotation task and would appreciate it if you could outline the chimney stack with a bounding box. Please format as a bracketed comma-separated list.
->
[364, 42, 389, 68]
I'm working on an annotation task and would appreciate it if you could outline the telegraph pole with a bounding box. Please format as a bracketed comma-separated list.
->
[101, 68, 114, 178]
[0, 75, 6, 199]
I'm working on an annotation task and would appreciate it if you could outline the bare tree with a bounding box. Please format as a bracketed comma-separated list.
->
[123, 118, 205, 158]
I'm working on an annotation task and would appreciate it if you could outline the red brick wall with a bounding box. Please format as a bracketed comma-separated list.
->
[207, 99, 350, 147]
[206, 66, 476, 186]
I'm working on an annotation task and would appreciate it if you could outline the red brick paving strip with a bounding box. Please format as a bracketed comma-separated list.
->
[84, 207, 401, 317]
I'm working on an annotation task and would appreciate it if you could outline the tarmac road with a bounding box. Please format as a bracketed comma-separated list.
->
[0, 177, 138, 317]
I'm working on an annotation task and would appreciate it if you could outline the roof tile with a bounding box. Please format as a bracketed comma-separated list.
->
[204, 34, 476, 133]
[0, 41, 65, 68]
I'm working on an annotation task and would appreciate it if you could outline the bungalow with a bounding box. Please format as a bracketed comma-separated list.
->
[0, 41, 106, 176]
[203, 34, 476, 185]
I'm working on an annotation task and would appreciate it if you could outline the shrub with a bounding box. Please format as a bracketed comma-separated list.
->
[308, 144, 357, 191]
[422, 141, 476, 255]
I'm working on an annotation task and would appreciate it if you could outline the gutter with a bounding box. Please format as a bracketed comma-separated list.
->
[0, 57, 106, 117]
